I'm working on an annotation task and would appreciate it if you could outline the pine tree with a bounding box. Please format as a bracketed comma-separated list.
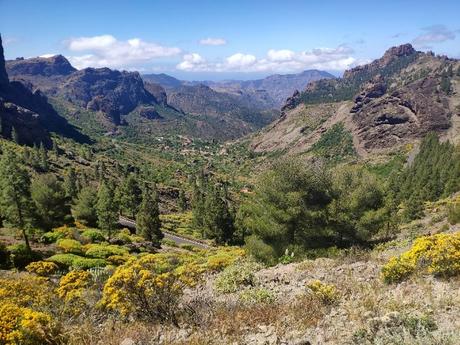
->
[136, 185, 163, 246]
[178, 189, 187, 212]
[52, 140, 59, 156]
[39, 143, 49, 171]
[73, 187, 98, 226]
[63, 167, 78, 200]
[0, 150, 36, 250]
[96, 181, 119, 239]
[203, 182, 235, 244]
[119, 174, 142, 218]
[31, 174, 69, 230]
[192, 171, 207, 230]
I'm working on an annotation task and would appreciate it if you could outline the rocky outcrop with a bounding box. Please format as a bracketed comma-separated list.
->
[0, 34, 87, 146]
[144, 82, 167, 106]
[351, 75, 451, 149]
[281, 90, 301, 114]
[59, 68, 156, 125]
[138, 106, 162, 120]
[7, 55, 76, 77]
[343, 44, 417, 80]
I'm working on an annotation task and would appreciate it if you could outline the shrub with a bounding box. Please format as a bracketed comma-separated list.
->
[56, 238, 83, 254]
[25, 261, 59, 277]
[53, 225, 78, 239]
[161, 238, 178, 247]
[214, 259, 261, 294]
[306, 280, 339, 304]
[0, 303, 62, 345]
[239, 288, 275, 304]
[40, 231, 64, 244]
[47, 253, 106, 270]
[245, 235, 276, 265]
[100, 253, 202, 324]
[71, 257, 107, 270]
[7, 244, 41, 269]
[56, 270, 92, 302]
[0, 274, 55, 308]
[114, 229, 132, 244]
[447, 201, 460, 225]
[47, 253, 81, 268]
[107, 255, 132, 266]
[205, 247, 245, 272]
[81, 229, 105, 243]
[84, 244, 129, 259]
[381, 232, 460, 283]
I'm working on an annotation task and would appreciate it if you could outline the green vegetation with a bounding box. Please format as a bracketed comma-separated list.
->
[310, 122, 356, 162]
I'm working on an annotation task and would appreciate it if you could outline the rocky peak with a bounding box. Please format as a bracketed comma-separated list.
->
[380, 43, 416, 65]
[59, 67, 157, 125]
[6, 54, 76, 77]
[0, 34, 9, 87]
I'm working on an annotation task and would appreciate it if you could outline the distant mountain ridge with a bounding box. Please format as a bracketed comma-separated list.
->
[143, 69, 334, 108]
[5, 52, 280, 141]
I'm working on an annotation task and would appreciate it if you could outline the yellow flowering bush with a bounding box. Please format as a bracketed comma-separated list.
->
[100, 253, 204, 324]
[25, 261, 59, 277]
[0, 303, 62, 345]
[382, 232, 460, 283]
[205, 247, 245, 271]
[56, 239, 83, 254]
[56, 270, 92, 302]
[0, 274, 54, 308]
[306, 280, 339, 304]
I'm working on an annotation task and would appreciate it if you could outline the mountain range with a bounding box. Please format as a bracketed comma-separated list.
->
[252, 44, 460, 157]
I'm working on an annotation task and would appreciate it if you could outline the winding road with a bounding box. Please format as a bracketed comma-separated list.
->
[118, 216, 212, 250]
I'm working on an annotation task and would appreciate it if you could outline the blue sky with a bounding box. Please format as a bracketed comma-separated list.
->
[1, 0, 459, 80]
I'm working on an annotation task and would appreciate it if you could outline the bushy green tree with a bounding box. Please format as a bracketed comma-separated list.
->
[31, 174, 70, 229]
[136, 185, 163, 246]
[96, 181, 119, 239]
[73, 187, 98, 226]
[119, 174, 142, 218]
[203, 182, 235, 244]
[178, 189, 187, 212]
[240, 158, 333, 258]
[63, 167, 78, 200]
[0, 150, 36, 250]
[38, 143, 49, 172]
[191, 171, 208, 229]
[329, 167, 395, 241]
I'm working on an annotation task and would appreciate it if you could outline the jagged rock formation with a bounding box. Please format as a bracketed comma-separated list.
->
[252, 44, 460, 155]
[58, 68, 157, 125]
[143, 82, 168, 106]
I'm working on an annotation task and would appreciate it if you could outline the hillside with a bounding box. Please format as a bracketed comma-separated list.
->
[251, 44, 460, 157]
[6, 55, 277, 142]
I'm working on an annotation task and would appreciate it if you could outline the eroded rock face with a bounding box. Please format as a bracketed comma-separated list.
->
[352, 76, 451, 149]
[144, 82, 167, 106]
[59, 68, 156, 125]
[0, 35, 87, 146]
[281, 89, 301, 114]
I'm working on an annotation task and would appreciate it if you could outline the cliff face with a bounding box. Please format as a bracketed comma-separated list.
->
[0, 35, 88, 147]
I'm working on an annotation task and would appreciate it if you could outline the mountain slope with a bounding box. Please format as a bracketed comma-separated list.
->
[252, 44, 460, 156]
[0, 36, 88, 147]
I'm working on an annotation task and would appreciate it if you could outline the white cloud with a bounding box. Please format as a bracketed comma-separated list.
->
[176, 45, 357, 72]
[65, 35, 181, 69]
[413, 25, 456, 48]
[39, 54, 57, 58]
[199, 37, 227, 46]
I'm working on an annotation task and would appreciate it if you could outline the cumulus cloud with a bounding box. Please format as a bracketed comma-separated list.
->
[199, 37, 227, 46]
[413, 25, 456, 48]
[176, 45, 357, 72]
[65, 34, 181, 69]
